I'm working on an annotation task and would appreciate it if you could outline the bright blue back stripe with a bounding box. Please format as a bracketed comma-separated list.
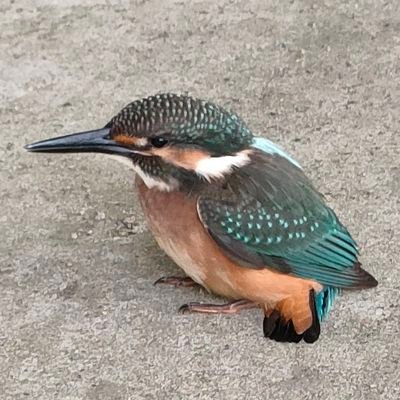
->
[251, 137, 302, 169]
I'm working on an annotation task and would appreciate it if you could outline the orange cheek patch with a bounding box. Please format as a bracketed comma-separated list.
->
[150, 147, 209, 170]
[113, 134, 148, 147]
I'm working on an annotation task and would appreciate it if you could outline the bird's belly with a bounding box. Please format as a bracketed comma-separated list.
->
[136, 178, 240, 297]
[150, 228, 207, 286]
[136, 178, 322, 302]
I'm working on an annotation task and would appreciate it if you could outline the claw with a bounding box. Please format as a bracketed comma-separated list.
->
[178, 299, 258, 315]
[153, 276, 197, 288]
[178, 304, 191, 314]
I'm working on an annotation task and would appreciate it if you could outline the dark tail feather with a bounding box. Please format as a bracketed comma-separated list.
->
[263, 290, 320, 344]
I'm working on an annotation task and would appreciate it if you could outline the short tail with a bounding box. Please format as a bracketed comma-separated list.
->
[263, 287, 340, 344]
[314, 286, 340, 321]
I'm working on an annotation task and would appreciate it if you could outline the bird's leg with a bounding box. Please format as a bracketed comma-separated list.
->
[179, 299, 258, 314]
[154, 276, 198, 288]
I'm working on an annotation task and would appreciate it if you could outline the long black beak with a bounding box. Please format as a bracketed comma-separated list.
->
[25, 127, 135, 157]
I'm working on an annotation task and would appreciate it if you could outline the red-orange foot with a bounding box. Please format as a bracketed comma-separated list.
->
[154, 276, 198, 288]
[179, 299, 258, 314]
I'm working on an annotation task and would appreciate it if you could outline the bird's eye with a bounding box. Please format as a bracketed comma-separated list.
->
[150, 137, 169, 148]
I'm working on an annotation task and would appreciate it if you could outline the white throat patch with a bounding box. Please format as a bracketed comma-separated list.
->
[194, 150, 251, 181]
[108, 155, 178, 192]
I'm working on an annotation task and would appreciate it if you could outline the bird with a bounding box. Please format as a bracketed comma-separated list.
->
[25, 93, 378, 343]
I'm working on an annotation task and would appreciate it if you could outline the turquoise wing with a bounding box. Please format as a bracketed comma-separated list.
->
[197, 141, 377, 289]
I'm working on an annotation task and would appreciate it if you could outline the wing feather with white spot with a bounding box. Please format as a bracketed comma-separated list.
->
[197, 150, 377, 289]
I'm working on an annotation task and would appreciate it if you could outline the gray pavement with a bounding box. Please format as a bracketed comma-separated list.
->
[1, 1, 399, 399]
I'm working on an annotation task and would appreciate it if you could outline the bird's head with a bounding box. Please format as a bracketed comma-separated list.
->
[26, 93, 254, 191]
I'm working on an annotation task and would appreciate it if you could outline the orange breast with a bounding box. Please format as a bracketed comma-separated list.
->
[136, 177, 323, 307]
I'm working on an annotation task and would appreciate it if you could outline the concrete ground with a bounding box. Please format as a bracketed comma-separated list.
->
[1, 0, 399, 399]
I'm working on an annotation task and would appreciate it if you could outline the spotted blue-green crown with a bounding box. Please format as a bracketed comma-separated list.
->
[110, 93, 253, 154]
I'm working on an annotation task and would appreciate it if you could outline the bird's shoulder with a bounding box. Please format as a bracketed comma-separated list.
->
[196, 143, 376, 288]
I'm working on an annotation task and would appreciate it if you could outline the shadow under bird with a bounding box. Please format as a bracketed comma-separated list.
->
[25, 93, 378, 343]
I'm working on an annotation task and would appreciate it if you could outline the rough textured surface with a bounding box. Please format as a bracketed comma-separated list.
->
[1, 0, 399, 399]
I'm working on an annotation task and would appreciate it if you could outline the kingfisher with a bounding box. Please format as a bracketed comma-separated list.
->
[25, 93, 377, 343]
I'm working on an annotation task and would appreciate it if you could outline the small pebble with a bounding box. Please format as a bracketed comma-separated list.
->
[95, 211, 106, 220]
